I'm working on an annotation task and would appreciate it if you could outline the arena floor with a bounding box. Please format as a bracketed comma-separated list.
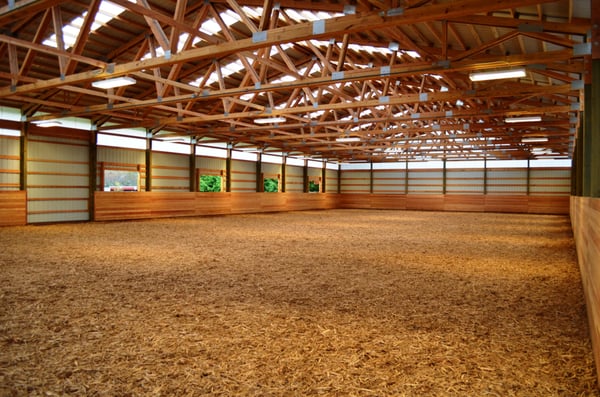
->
[0, 209, 597, 395]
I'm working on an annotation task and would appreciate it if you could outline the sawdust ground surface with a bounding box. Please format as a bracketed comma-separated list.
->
[0, 209, 597, 396]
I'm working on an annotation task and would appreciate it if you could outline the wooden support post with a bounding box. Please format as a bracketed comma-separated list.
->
[483, 157, 488, 195]
[19, 122, 27, 191]
[281, 154, 287, 193]
[321, 162, 327, 193]
[337, 163, 341, 194]
[587, 60, 600, 197]
[303, 159, 308, 193]
[574, 113, 584, 196]
[189, 139, 196, 192]
[225, 143, 232, 192]
[583, 83, 592, 197]
[442, 158, 447, 194]
[526, 158, 531, 196]
[89, 129, 97, 221]
[145, 131, 152, 192]
[369, 161, 374, 194]
[256, 152, 262, 192]
[405, 158, 409, 194]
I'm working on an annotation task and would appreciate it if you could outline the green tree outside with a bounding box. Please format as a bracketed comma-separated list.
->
[264, 178, 278, 192]
[200, 175, 222, 192]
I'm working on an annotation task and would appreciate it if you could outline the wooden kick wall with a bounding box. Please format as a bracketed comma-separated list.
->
[570, 196, 600, 381]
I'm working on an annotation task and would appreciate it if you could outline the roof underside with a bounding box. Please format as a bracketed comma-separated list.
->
[0, 0, 591, 162]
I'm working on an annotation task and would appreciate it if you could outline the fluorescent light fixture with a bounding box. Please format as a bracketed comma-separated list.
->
[254, 116, 286, 124]
[522, 137, 548, 143]
[335, 137, 361, 142]
[92, 76, 136, 89]
[32, 120, 62, 128]
[505, 116, 542, 123]
[469, 68, 526, 82]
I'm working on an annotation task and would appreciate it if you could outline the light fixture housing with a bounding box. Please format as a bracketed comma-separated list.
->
[469, 68, 526, 82]
[253, 116, 286, 124]
[335, 137, 361, 142]
[521, 137, 548, 143]
[91, 76, 136, 89]
[505, 116, 542, 123]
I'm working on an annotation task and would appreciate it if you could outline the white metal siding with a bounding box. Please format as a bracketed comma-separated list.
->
[0, 135, 20, 191]
[27, 135, 89, 223]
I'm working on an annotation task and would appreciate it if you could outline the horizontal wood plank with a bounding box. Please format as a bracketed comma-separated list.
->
[0, 191, 27, 226]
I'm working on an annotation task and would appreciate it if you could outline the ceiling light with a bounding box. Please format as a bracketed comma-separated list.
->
[335, 137, 361, 142]
[469, 68, 526, 82]
[521, 137, 548, 143]
[254, 116, 286, 124]
[32, 120, 62, 128]
[91, 76, 137, 89]
[505, 116, 542, 123]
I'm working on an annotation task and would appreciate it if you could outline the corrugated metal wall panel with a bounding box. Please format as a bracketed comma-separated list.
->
[197, 157, 226, 172]
[0, 136, 20, 191]
[152, 152, 189, 191]
[231, 159, 256, 192]
[285, 165, 303, 192]
[407, 169, 443, 194]
[487, 169, 527, 194]
[341, 170, 370, 193]
[27, 134, 89, 223]
[529, 168, 571, 195]
[373, 170, 406, 194]
[446, 169, 485, 194]
[325, 169, 338, 193]
[262, 162, 281, 176]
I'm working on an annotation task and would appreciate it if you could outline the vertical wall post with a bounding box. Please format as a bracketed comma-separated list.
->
[189, 139, 196, 192]
[526, 158, 531, 196]
[483, 157, 488, 195]
[583, 83, 592, 196]
[404, 158, 409, 194]
[145, 131, 152, 192]
[89, 129, 97, 221]
[575, 113, 584, 196]
[321, 161, 327, 193]
[369, 161, 374, 194]
[587, 60, 600, 197]
[256, 152, 262, 192]
[442, 158, 447, 194]
[225, 143, 232, 192]
[281, 154, 287, 193]
[19, 122, 27, 191]
[303, 159, 308, 193]
[337, 163, 341, 193]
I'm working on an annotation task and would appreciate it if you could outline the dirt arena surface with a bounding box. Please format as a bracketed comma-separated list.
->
[0, 209, 597, 396]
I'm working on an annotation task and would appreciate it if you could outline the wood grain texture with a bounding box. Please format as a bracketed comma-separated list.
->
[0, 191, 26, 226]
[570, 196, 600, 382]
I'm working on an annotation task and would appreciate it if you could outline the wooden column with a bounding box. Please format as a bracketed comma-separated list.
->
[483, 157, 488, 195]
[145, 131, 152, 192]
[526, 158, 531, 196]
[19, 122, 27, 191]
[369, 161, 374, 194]
[189, 139, 196, 192]
[303, 159, 308, 193]
[583, 83, 592, 196]
[281, 154, 287, 192]
[89, 129, 97, 221]
[574, 113, 584, 196]
[225, 143, 232, 192]
[442, 158, 447, 194]
[337, 163, 341, 193]
[404, 158, 409, 194]
[589, 60, 600, 197]
[321, 162, 327, 193]
[256, 152, 262, 192]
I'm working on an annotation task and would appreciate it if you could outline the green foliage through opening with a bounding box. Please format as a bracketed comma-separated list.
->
[200, 175, 222, 192]
[264, 178, 278, 193]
